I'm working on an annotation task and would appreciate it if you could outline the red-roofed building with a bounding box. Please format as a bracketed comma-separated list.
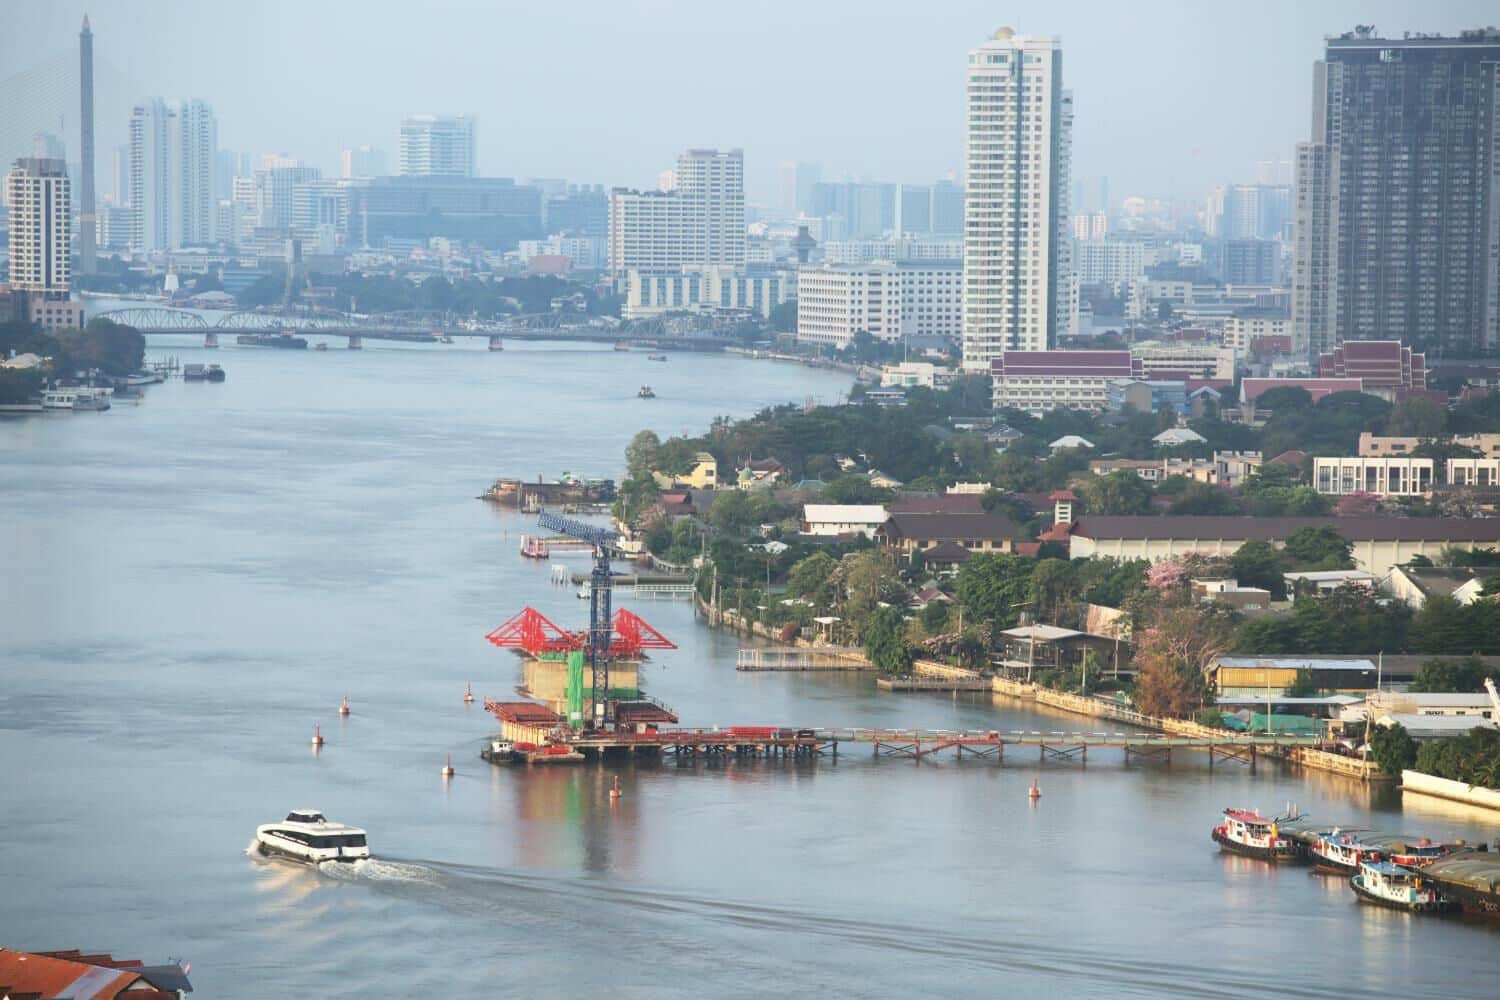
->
[1240, 377, 1364, 405]
[991, 351, 1143, 412]
[0, 948, 188, 999]
[1318, 340, 1426, 392]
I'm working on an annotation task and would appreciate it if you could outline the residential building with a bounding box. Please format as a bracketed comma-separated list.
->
[1073, 240, 1147, 284]
[1447, 457, 1500, 488]
[1088, 457, 1217, 484]
[354, 175, 542, 249]
[1222, 238, 1282, 285]
[607, 149, 745, 278]
[796, 260, 962, 349]
[879, 361, 960, 389]
[1206, 183, 1291, 241]
[821, 238, 962, 265]
[879, 510, 1026, 559]
[1214, 451, 1264, 487]
[340, 145, 388, 179]
[779, 160, 821, 216]
[892, 179, 965, 236]
[1192, 579, 1273, 611]
[518, 235, 607, 271]
[1105, 380, 1188, 416]
[801, 504, 889, 538]
[128, 98, 218, 251]
[1066, 515, 1500, 576]
[1386, 565, 1487, 609]
[399, 114, 475, 176]
[652, 452, 717, 490]
[991, 350, 1142, 412]
[252, 157, 321, 232]
[1313, 456, 1433, 497]
[543, 184, 608, 237]
[624, 266, 792, 320]
[1360, 433, 1500, 459]
[1224, 309, 1292, 355]
[1283, 569, 1379, 594]
[962, 28, 1072, 366]
[1292, 29, 1500, 357]
[808, 180, 896, 239]
[290, 179, 353, 245]
[6, 157, 84, 330]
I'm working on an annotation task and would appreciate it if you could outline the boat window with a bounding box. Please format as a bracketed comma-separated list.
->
[308, 833, 365, 849]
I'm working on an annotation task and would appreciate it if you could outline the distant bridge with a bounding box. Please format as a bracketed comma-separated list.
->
[94, 308, 734, 349]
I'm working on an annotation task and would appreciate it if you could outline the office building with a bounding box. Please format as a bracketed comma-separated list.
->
[1293, 29, 1500, 358]
[796, 260, 962, 349]
[1206, 184, 1290, 241]
[623, 266, 792, 320]
[962, 29, 1073, 367]
[77, 15, 96, 273]
[340, 145, 388, 179]
[6, 157, 84, 330]
[1222, 238, 1282, 286]
[398, 114, 475, 176]
[779, 161, 820, 216]
[607, 148, 744, 277]
[1224, 309, 1293, 355]
[1073, 240, 1147, 284]
[128, 98, 218, 251]
[543, 184, 607, 236]
[354, 175, 542, 249]
[821, 238, 962, 265]
[253, 158, 320, 232]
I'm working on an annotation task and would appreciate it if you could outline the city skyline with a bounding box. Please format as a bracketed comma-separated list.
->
[4, 0, 1496, 207]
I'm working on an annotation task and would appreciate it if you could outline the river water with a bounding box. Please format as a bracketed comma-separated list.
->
[1, 334, 1496, 997]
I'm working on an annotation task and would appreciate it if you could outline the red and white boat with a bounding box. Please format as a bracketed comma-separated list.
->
[1311, 832, 1381, 873]
[1212, 808, 1299, 862]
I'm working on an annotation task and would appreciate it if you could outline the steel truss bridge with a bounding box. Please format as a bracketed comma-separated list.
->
[94, 308, 735, 347]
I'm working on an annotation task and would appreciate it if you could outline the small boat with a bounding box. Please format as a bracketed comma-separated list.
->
[520, 535, 550, 559]
[638, 385, 656, 399]
[314, 341, 329, 352]
[41, 389, 79, 409]
[614, 341, 631, 351]
[183, 364, 208, 381]
[124, 371, 164, 387]
[438, 334, 454, 344]
[43, 388, 111, 411]
[647, 354, 668, 362]
[1211, 808, 1300, 863]
[254, 809, 370, 864]
[480, 739, 516, 764]
[1351, 861, 1453, 914]
[1311, 832, 1381, 874]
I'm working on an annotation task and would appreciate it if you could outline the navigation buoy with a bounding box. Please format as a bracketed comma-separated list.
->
[609, 775, 622, 800]
[463, 683, 474, 704]
[312, 724, 325, 748]
[442, 753, 455, 778]
[1029, 778, 1041, 800]
[339, 695, 350, 717]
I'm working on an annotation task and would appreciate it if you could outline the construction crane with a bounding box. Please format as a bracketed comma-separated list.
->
[536, 510, 619, 727]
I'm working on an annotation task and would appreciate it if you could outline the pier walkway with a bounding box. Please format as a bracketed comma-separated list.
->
[736, 647, 873, 671]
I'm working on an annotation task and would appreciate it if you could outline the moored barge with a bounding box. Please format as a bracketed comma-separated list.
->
[1415, 851, 1500, 918]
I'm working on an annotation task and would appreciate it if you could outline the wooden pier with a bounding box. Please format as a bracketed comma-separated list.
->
[735, 647, 873, 672]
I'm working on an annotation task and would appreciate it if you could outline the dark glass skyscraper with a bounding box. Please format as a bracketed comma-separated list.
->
[1292, 28, 1500, 359]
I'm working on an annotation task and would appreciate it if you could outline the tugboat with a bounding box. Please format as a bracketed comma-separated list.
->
[254, 809, 370, 864]
[204, 363, 226, 382]
[1311, 831, 1381, 874]
[1350, 861, 1453, 913]
[638, 385, 656, 399]
[1211, 808, 1300, 862]
[314, 341, 329, 351]
[647, 354, 668, 362]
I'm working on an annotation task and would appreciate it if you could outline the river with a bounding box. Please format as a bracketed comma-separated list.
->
[1, 334, 1496, 997]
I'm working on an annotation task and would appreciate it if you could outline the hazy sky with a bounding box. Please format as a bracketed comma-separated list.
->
[3, 0, 1496, 205]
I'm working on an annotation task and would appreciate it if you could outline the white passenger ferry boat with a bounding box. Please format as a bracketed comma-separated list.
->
[255, 810, 370, 864]
[1211, 808, 1300, 862]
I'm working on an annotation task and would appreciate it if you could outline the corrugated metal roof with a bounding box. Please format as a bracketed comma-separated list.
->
[1073, 516, 1500, 543]
[1216, 656, 1376, 672]
[802, 504, 888, 522]
[0, 951, 138, 999]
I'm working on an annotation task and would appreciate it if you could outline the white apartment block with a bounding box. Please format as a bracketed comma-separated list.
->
[129, 98, 218, 252]
[796, 261, 962, 350]
[962, 29, 1072, 367]
[5, 157, 71, 295]
[607, 148, 745, 278]
[1224, 311, 1292, 354]
[1131, 342, 1236, 380]
[1313, 457, 1434, 497]
[822, 238, 962, 265]
[1447, 458, 1500, 487]
[623, 267, 791, 320]
[518, 235, 607, 270]
[398, 114, 475, 176]
[1360, 433, 1500, 460]
[1073, 240, 1147, 284]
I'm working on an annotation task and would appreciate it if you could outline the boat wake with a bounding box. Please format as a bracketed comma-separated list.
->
[316, 858, 435, 884]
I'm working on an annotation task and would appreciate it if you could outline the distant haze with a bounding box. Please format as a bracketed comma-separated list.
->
[3, 0, 1495, 205]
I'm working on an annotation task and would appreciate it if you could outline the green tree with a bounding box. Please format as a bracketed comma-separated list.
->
[1385, 397, 1447, 437]
[1283, 668, 1319, 698]
[920, 600, 950, 633]
[1080, 470, 1153, 515]
[708, 489, 756, 536]
[1028, 558, 1076, 623]
[863, 605, 914, 673]
[1169, 482, 1240, 515]
[624, 430, 662, 481]
[1370, 722, 1419, 775]
[955, 553, 1036, 633]
[787, 551, 837, 605]
[1230, 539, 1286, 597]
[842, 550, 906, 621]
[1282, 525, 1353, 569]
[823, 475, 895, 505]
[1409, 656, 1498, 693]
[1257, 386, 1314, 412]
[769, 299, 797, 333]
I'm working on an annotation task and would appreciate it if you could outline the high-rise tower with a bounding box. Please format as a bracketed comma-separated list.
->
[961, 28, 1073, 368]
[78, 15, 97, 274]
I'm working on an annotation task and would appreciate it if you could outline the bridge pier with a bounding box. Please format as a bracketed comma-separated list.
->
[347, 334, 362, 350]
[489, 334, 504, 351]
[204, 332, 218, 348]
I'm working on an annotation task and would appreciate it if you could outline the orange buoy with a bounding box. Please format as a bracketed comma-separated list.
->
[312, 724, 325, 748]
[1028, 778, 1041, 800]
[463, 683, 474, 704]
[339, 695, 350, 716]
[442, 753, 455, 778]
[609, 775, 622, 800]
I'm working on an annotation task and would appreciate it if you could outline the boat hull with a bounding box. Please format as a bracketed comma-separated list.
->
[1213, 827, 1299, 863]
[1350, 875, 1452, 914]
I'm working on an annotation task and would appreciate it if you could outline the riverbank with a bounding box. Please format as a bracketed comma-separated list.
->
[1402, 770, 1500, 811]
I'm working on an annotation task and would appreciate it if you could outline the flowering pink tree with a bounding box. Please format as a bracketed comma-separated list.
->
[1334, 491, 1385, 517]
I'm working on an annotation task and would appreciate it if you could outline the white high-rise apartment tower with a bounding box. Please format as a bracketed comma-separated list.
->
[675, 148, 745, 269]
[607, 148, 745, 277]
[129, 98, 218, 252]
[962, 28, 1072, 368]
[399, 115, 475, 176]
[5, 158, 71, 294]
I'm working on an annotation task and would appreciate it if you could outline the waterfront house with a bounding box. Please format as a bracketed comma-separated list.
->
[800, 504, 889, 539]
[996, 625, 1128, 680]
[880, 511, 1026, 560]
[1066, 516, 1500, 577]
[1385, 565, 1487, 610]
[652, 452, 718, 490]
